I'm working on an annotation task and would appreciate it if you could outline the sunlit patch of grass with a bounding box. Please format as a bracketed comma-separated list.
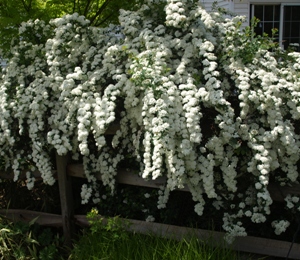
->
[69, 212, 239, 260]
[69, 230, 240, 260]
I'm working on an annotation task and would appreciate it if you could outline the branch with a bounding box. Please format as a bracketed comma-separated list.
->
[76, 0, 81, 14]
[83, 0, 92, 17]
[89, 0, 113, 25]
[20, 0, 30, 13]
[72, 0, 76, 13]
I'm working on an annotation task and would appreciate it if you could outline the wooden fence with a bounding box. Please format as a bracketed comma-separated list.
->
[1, 153, 300, 259]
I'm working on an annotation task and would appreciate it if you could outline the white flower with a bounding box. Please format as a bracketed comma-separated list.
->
[194, 203, 204, 216]
[255, 182, 262, 190]
[272, 220, 290, 235]
[145, 215, 155, 222]
[2, 0, 300, 240]
[245, 210, 252, 217]
[251, 213, 266, 223]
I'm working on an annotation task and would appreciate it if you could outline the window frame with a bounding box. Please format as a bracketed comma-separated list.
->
[250, 2, 300, 49]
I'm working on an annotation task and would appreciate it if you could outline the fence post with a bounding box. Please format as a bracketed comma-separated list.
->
[56, 153, 74, 247]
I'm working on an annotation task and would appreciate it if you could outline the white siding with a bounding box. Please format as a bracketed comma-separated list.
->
[233, 0, 249, 28]
[200, 0, 248, 27]
[200, 0, 232, 12]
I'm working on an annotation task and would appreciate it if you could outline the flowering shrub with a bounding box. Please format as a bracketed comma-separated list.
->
[1, 0, 300, 240]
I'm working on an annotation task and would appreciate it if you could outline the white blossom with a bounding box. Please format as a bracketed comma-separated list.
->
[1, 0, 300, 242]
[272, 220, 290, 235]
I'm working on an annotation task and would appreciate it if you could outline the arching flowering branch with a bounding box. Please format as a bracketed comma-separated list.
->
[1, 0, 300, 241]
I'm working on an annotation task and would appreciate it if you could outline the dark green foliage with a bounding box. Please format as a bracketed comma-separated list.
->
[0, 0, 143, 57]
[0, 215, 65, 260]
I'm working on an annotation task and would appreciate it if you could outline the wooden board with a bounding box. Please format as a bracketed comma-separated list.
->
[104, 122, 120, 135]
[1, 156, 300, 258]
[74, 214, 300, 259]
[0, 170, 56, 181]
[67, 163, 300, 200]
[56, 154, 74, 246]
[1, 162, 299, 200]
[268, 183, 300, 201]
[67, 164, 189, 191]
[0, 209, 62, 226]
[1, 209, 299, 259]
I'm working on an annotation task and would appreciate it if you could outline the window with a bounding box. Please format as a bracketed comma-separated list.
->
[251, 3, 300, 51]
[283, 5, 300, 50]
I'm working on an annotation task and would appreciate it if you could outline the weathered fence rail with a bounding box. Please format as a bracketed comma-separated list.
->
[67, 163, 300, 201]
[0, 208, 299, 259]
[1, 153, 300, 259]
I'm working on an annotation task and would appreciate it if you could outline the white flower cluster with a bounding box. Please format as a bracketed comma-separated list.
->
[81, 184, 93, 204]
[165, 0, 188, 28]
[271, 220, 290, 236]
[285, 194, 300, 211]
[0, 0, 300, 240]
[26, 171, 36, 190]
[145, 215, 155, 222]
[222, 213, 247, 244]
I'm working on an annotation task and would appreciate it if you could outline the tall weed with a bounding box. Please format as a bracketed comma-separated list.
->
[0, 215, 65, 260]
[69, 209, 239, 260]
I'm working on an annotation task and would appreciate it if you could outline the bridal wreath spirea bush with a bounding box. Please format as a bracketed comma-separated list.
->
[1, 0, 300, 241]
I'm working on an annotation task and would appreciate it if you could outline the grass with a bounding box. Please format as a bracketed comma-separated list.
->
[68, 212, 240, 260]
[0, 213, 270, 260]
[0, 181, 279, 260]
[69, 229, 239, 260]
[0, 214, 66, 260]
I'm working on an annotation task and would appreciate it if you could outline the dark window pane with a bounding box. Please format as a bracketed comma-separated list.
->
[290, 22, 300, 37]
[274, 5, 280, 20]
[282, 38, 300, 51]
[254, 5, 264, 20]
[284, 6, 292, 21]
[253, 5, 281, 37]
[265, 6, 275, 21]
[269, 22, 280, 38]
[283, 6, 300, 50]
[291, 6, 300, 21]
[274, 22, 280, 32]
[264, 22, 276, 36]
[284, 22, 291, 37]
[254, 26, 263, 36]
[252, 5, 300, 51]
[282, 38, 290, 49]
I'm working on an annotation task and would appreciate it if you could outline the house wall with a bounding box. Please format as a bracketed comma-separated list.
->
[200, 0, 232, 12]
[201, 0, 248, 25]
[233, 0, 248, 21]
